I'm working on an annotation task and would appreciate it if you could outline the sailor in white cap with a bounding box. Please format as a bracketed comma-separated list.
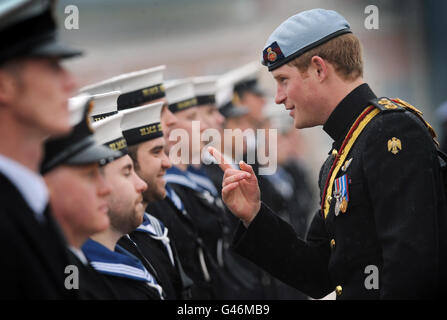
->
[117, 102, 195, 300]
[82, 114, 164, 300]
[163, 79, 267, 299]
[222, 61, 267, 128]
[212, 8, 447, 299]
[193, 76, 225, 133]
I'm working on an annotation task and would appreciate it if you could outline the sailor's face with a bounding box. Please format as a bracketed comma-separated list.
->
[135, 137, 172, 202]
[103, 155, 148, 234]
[2, 57, 77, 137]
[196, 104, 224, 131]
[163, 107, 206, 161]
[160, 101, 177, 144]
[240, 91, 266, 124]
[45, 163, 111, 246]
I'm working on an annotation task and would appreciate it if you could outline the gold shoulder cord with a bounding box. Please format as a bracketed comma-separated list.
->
[392, 98, 439, 146]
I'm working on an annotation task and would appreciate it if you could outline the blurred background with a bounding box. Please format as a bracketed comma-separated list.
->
[57, 0, 447, 180]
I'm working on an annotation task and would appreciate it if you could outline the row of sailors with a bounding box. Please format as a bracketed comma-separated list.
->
[38, 61, 314, 299]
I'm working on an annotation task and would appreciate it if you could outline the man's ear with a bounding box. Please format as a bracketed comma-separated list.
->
[0, 69, 18, 107]
[310, 56, 329, 82]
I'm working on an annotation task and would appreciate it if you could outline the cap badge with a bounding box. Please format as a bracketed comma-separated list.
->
[267, 48, 277, 62]
[263, 41, 285, 65]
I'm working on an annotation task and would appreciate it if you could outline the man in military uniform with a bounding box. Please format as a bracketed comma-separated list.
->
[82, 114, 164, 300]
[42, 95, 120, 299]
[0, 0, 81, 299]
[117, 102, 192, 300]
[209, 8, 447, 299]
[161, 79, 252, 299]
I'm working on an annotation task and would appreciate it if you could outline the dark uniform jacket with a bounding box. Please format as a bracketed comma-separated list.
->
[233, 84, 447, 299]
[169, 180, 267, 299]
[0, 173, 77, 299]
[66, 249, 119, 299]
[147, 195, 215, 299]
[82, 239, 162, 300]
[118, 230, 184, 300]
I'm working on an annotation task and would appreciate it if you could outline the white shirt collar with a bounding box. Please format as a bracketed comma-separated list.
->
[0, 154, 48, 222]
[69, 246, 89, 265]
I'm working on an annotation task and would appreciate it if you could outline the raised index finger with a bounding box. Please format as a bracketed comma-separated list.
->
[208, 146, 233, 171]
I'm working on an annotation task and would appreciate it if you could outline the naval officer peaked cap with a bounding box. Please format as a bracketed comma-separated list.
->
[0, 0, 82, 64]
[262, 8, 351, 71]
[120, 102, 164, 147]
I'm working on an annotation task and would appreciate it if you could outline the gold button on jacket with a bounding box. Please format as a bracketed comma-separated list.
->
[335, 285, 343, 296]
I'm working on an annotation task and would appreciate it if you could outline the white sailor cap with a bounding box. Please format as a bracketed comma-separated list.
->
[165, 79, 198, 113]
[192, 76, 218, 106]
[93, 113, 128, 157]
[79, 65, 166, 110]
[120, 102, 164, 146]
[262, 8, 351, 71]
[215, 82, 248, 119]
[67, 94, 91, 127]
[220, 61, 264, 96]
[90, 91, 120, 122]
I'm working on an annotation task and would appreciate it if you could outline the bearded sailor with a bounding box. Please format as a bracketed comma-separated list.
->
[82, 113, 164, 300]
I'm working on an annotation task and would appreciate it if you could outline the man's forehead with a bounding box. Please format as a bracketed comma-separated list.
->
[176, 107, 197, 118]
[272, 64, 293, 77]
[140, 136, 165, 150]
[71, 162, 98, 171]
[106, 154, 133, 171]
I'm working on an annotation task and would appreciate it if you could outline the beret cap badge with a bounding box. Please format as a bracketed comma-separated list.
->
[267, 47, 277, 62]
[263, 41, 284, 65]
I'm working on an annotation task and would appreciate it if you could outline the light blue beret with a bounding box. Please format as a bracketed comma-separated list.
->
[262, 8, 351, 71]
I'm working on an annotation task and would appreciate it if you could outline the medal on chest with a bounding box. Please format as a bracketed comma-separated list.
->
[333, 174, 349, 216]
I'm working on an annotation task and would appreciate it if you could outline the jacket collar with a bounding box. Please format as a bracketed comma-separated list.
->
[323, 83, 377, 150]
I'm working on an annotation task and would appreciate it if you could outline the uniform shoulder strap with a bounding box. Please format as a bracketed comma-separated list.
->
[370, 97, 439, 146]
[368, 97, 405, 112]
